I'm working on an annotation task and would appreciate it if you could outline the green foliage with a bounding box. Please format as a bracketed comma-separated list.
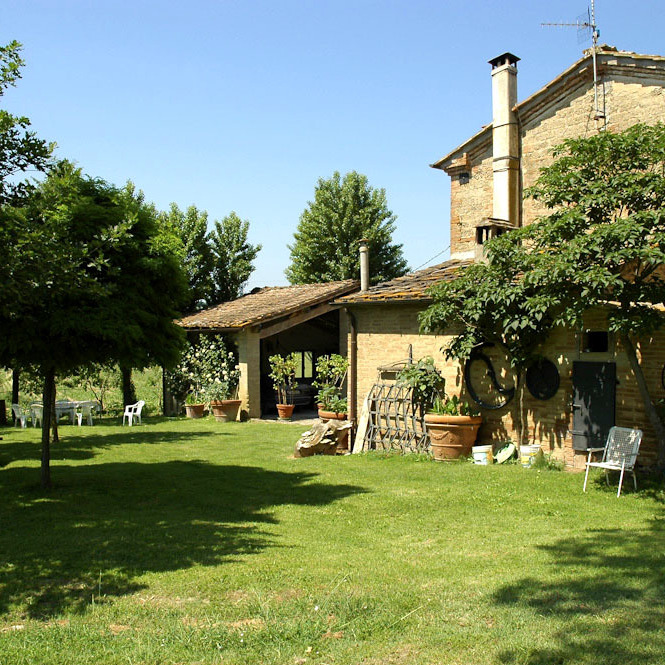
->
[168, 336, 240, 404]
[0, 40, 53, 205]
[209, 211, 261, 304]
[268, 353, 298, 405]
[159, 203, 214, 312]
[429, 394, 479, 417]
[313, 354, 348, 412]
[285, 171, 408, 284]
[396, 357, 445, 415]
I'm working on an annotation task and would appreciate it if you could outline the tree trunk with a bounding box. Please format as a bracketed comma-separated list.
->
[121, 366, 136, 406]
[11, 368, 19, 423]
[41, 366, 55, 490]
[518, 370, 527, 448]
[620, 333, 665, 469]
[51, 373, 59, 444]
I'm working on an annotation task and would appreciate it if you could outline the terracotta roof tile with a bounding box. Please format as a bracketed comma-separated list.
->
[338, 259, 471, 304]
[178, 280, 359, 330]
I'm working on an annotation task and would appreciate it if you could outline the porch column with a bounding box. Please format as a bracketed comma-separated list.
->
[237, 330, 261, 419]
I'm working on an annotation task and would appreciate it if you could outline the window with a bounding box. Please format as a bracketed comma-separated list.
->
[583, 331, 609, 353]
[293, 351, 314, 379]
[458, 172, 470, 185]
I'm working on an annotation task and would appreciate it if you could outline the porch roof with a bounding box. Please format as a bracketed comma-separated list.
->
[178, 280, 359, 332]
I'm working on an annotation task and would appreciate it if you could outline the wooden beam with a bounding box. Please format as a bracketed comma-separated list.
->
[254, 302, 337, 339]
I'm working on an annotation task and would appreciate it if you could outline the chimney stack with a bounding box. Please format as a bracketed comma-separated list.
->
[359, 239, 369, 291]
[488, 52, 520, 226]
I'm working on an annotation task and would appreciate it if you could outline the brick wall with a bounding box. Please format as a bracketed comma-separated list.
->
[349, 304, 665, 468]
[449, 70, 665, 256]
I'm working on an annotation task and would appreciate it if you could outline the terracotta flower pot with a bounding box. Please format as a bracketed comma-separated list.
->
[424, 414, 482, 461]
[317, 408, 347, 421]
[185, 403, 206, 419]
[210, 399, 241, 422]
[276, 403, 295, 420]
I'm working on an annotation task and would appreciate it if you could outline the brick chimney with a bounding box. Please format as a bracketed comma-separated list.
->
[488, 52, 520, 227]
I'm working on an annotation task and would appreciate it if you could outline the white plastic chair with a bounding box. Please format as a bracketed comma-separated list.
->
[31, 404, 43, 428]
[583, 426, 643, 498]
[122, 400, 145, 426]
[76, 401, 96, 426]
[11, 404, 28, 428]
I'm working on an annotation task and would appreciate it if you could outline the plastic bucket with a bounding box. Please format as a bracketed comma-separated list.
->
[472, 444, 493, 465]
[520, 444, 541, 468]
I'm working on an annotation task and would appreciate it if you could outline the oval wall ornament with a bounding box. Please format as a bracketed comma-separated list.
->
[526, 358, 560, 401]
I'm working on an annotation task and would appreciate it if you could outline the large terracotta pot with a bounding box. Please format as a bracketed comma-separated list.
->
[210, 399, 241, 422]
[317, 408, 347, 421]
[424, 414, 482, 461]
[185, 403, 206, 419]
[276, 403, 295, 420]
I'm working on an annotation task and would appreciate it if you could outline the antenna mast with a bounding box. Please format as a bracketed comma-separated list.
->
[542, 0, 605, 120]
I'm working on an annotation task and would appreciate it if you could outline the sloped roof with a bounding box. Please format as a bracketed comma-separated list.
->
[431, 46, 665, 172]
[178, 280, 359, 331]
[338, 259, 471, 304]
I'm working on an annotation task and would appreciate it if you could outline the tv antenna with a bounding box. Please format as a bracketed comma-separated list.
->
[542, 0, 605, 120]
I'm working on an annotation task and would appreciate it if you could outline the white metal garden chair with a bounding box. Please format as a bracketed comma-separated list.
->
[583, 426, 643, 498]
[122, 400, 145, 426]
[11, 404, 28, 428]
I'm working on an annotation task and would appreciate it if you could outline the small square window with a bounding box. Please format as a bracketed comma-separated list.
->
[458, 172, 470, 185]
[583, 331, 609, 353]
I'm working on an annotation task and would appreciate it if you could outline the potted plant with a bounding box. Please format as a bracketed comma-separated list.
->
[268, 353, 298, 420]
[424, 395, 482, 461]
[313, 354, 348, 420]
[200, 340, 242, 422]
[184, 391, 206, 418]
[397, 357, 482, 461]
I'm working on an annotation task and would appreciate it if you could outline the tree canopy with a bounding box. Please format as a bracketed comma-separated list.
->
[209, 211, 262, 303]
[286, 171, 408, 284]
[421, 123, 665, 463]
[0, 161, 188, 487]
[0, 40, 52, 204]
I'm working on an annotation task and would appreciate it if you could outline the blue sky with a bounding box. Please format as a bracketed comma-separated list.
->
[2, 0, 664, 289]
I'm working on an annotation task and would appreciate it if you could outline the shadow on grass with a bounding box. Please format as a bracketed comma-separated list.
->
[0, 423, 220, 466]
[0, 460, 366, 619]
[493, 505, 665, 664]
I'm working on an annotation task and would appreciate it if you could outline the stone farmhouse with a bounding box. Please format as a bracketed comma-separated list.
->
[339, 47, 665, 468]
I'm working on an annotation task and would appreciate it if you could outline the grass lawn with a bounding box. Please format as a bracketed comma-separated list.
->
[0, 418, 664, 665]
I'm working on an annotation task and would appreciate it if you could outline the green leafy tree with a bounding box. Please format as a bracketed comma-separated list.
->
[421, 123, 665, 463]
[286, 171, 408, 284]
[159, 203, 213, 312]
[0, 40, 52, 205]
[209, 211, 261, 303]
[0, 161, 188, 488]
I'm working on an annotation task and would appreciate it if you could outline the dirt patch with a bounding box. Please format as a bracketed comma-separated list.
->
[227, 618, 265, 631]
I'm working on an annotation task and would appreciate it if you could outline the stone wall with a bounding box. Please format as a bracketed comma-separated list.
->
[349, 304, 665, 468]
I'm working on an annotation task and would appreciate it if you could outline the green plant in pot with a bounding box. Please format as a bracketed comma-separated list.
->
[184, 391, 205, 419]
[268, 353, 298, 420]
[397, 357, 482, 461]
[313, 354, 348, 420]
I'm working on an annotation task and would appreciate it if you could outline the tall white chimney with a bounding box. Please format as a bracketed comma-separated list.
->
[488, 52, 520, 226]
[359, 239, 369, 291]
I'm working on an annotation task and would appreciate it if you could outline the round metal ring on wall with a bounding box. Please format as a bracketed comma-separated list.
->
[526, 358, 560, 401]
